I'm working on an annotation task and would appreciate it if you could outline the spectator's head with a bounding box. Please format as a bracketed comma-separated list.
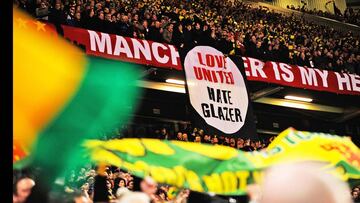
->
[122, 15, 129, 23]
[244, 139, 251, 146]
[105, 13, 112, 21]
[203, 24, 208, 31]
[251, 35, 257, 43]
[110, 8, 116, 15]
[222, 30, 228, 38]
[236, 140, 244, 149]
[127, 180, 134, 190]
[103, 170, 109, 177]
[178, 23, 183, 31]
[155, 21, 161, 28]
[256, 41, 262, 48]
[89, 9, 95, 18]
[144, 12, 151, 20]
[259, 163, 352, 203]
[39, 1, 47, 9]
[212, 136, 219, 144]
[69, 6, 76, 16]
[157, 189, 167, 201]
[118, 178, 127, 188]
[177, 132, 183, 140]
[87, 177, 95, 185]
[229, 138, 236, 147]
[198, 129, 204, 136]
[75, 12, 81, 21]
[111, 15, 117, 22]
[352, 190, 359, 200]
[89, 0, 95, 7]
[98, 12, 104, 20]
[255, 140, 262, 148]
[269, 136, 275, 143]
[95, 3, 102, 10]
[354, 187, 360, 193]
[152, 14, 158, 21]
[194, 135, 201, 143]
[76, 5, 81, 12]
[237, 138, 244, 145]
[13, 177, 35, 203]
[204, 134, 211, 142]
[167, 24, 174, 32]
[142, 19, 148, 28]
[182, 133, 188, 141]
[133, 14, 139, 21]
[195, 22, 201, 30]
[55, 3, 61, 10]
[104, 7, 109, 14]
[106, 179, 112, 190]
[123, 172, 131, 180]
[140, 176, 157, 196]
[81, 182, 89, 191]
[161, 18, 167, 25]
[186, 24, 192, 31]
[79, 168, 86, 176]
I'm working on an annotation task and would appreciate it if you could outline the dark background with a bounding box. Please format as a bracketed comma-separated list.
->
[114, 66, 360, 146]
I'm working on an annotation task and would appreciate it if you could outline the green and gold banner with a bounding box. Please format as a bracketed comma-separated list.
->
[84, 128, 360, 195]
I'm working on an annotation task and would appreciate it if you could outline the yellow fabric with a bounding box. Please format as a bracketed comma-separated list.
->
[254, 128, 360, 180]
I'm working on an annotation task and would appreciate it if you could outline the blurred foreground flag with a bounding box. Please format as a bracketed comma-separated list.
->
[13, 6, 140, 181]
[13, 139, 27, 163]
[84, 128, 360, 195]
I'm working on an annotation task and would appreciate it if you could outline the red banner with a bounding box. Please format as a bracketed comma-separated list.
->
[61, 25, 360, 95]
[62, 25, 182, 70]
[242, 57, 360, 95]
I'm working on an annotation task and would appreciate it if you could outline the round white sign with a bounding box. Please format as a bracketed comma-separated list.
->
[184, 46, 248, 134]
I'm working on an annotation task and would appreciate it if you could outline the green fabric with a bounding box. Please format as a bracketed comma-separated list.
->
[18, 56, 141, 183]
[84, 128, 360, 195]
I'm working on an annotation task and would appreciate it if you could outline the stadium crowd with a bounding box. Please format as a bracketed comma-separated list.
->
[13, 168, 360, 203]
[12, 0, 360, 202]
[60, 165, 190, 203]
[13, 124, 360, 203]
[13, 125, 273, 203]
[153, 127, 272, 151]
[14, 0, 360, 74]
[287, 4, 360, 27]
[13, 165, 190, 203]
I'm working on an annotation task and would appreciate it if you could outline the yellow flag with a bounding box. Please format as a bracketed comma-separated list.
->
[13, 7, 86, 156]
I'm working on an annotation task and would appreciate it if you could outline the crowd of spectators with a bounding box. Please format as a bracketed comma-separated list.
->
[61, 164, 190, 203]
[12, 0, 360, 201]
[14, 0, 360, 75]
[14, 165, 190, 203]
[13, 124, 360, 203]
[287, 4, 360, 27]
[154, 127, 273, 151]
[14, 158, 360, 203]
[12, 124, 274, 203]
[48, 121, 271, 203]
